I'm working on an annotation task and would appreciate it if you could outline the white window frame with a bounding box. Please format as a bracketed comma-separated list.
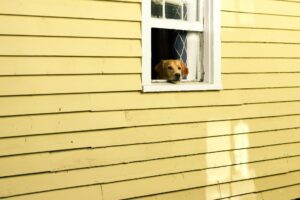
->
[142, 0, 222, 92]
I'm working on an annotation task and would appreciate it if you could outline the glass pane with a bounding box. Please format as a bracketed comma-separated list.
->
[152, 0, 203, 21]
[165, 0, 182, 20]
[159, 0, 202, 21]
[151, 0, 163, 18]
[183, 0, 202, 22]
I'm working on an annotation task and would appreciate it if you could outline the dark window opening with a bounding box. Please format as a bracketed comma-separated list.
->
[151, 28, 187, 80]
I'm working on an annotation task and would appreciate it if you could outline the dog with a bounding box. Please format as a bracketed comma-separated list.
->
[154, 60, 189, 83]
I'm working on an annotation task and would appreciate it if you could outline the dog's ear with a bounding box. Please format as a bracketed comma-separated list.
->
[180, 61, 189, 77]
[154, 61, 164, 78]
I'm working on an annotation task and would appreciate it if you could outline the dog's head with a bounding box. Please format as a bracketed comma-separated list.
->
[155, 60, 189, 82]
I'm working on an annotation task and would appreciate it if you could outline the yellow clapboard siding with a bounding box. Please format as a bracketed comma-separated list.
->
[124, 101, 300, 127]
[0, 0, 141, 21]
[221, 180, 261, 198]
[1, 102, 300, 138]
[107, 163, 299, 199]
[0, 156, 203, 197]
[0, 57, 141, 75]
[3, 186, 102, 200]
[223, 73, 300, 89]
[147, 189, 262, 200]
[0, 115, 299, 156]
[101, 158, 298, 200]
[240, 88, 300, 103]
[1, 88, 300, 117]
[0, 155, 209, 197]
[90, 90, 241, 111]
[261, 184, 300, 200]
[0, 36, 141, 56]
[222, 12, 300, 30]
[222, 43, 300, 58]
[220, 171, 300, 198]
[0, 94, 91, 116]
[0, 15, 141, 38]
[103, 172, 216, 200]
[0, 75, 141, 96]
[135, 185, 221, 200]
[46, 87, 300, 109]
[214, 193, 262, 200]
[222, 0, 300, 17]
[257, 169, 300, 190]
[222, 58, 300, 73]
[222, 28, 300, 43]
[0, 140, 208, 177]
[0, 111, 128, 138]
[1, 152, 299, 198]
[1, 132, 299, 177]
[287, 156, 300, 172]
[0, 90, 241, 116]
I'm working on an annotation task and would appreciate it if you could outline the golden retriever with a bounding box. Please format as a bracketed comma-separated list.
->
[155, 60, 189, 82]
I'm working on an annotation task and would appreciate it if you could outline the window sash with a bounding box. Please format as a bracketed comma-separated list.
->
[152, 0, 203, 19]
[151, 18, 203, 32]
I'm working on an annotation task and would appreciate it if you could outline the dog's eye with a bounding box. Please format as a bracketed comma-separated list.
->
[178, 67, 182, 70]
[167, 66, 172, 70]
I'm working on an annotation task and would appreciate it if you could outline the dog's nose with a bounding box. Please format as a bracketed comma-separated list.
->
[175, 73, 180, 79]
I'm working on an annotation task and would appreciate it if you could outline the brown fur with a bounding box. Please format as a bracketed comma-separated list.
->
[155, 60, 189, 82]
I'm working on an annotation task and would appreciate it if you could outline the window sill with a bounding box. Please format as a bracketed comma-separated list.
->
[143, 82, 222, 92]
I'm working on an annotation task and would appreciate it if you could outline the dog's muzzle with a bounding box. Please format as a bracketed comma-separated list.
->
[174, 73, 181, 81]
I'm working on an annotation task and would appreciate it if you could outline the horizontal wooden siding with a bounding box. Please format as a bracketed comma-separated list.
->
[0, 0, 300, 200]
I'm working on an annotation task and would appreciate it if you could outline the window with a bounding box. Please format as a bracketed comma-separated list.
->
[142, 0, 221, 92]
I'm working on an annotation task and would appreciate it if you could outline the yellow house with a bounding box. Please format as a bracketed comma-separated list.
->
[0, 0, 300, 199]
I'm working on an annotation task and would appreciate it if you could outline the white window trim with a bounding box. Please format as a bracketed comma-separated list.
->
[151, 18, 204, 32]
[142, 0, 222, 92]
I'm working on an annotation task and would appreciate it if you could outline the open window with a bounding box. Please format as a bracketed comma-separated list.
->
[142, 0, 221, 92]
